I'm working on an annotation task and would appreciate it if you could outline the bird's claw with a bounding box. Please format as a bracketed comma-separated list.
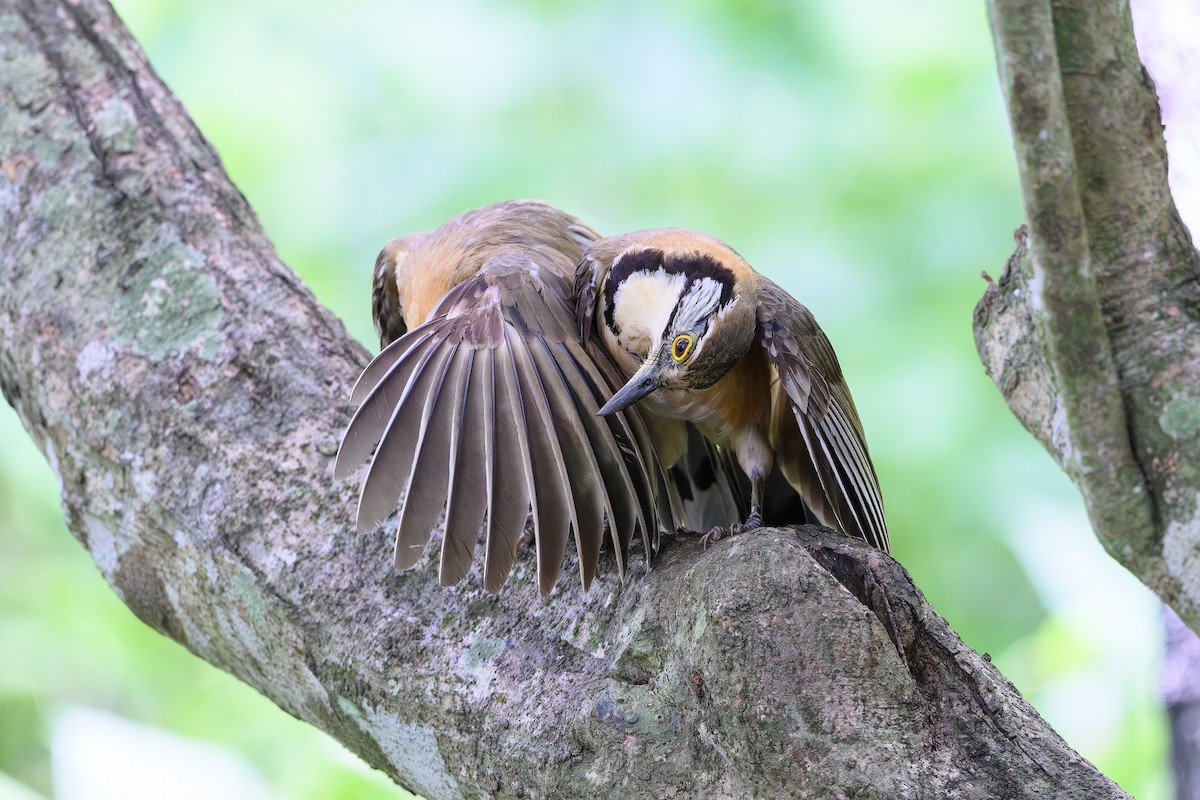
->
[699, 515, 763, 549]
[517, 527, 535, 552]
[699, 527, 727, 549]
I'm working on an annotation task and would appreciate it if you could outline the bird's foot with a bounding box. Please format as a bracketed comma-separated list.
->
[517, 526, 535, 553]
[699, 514, 764, 549]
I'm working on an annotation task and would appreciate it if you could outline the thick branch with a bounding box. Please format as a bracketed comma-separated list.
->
[1, 0, 1126, 797]
[979, 0, 1200, 629]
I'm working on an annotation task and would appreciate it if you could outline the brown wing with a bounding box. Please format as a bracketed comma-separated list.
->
[336, 252, 658, 595]
[573, 252, 607, 346]
[756, 277, 889, 552]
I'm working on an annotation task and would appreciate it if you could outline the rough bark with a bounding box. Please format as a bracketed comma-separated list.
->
[0, 0, 1128, 797]
[978, 1, 1200, 631]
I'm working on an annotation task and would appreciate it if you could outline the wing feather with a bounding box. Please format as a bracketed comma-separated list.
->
[669, 425, 748, 531]
[393, 343, 468, 568]
[335, 328, 443, 480]
[796, 413, 869, 541]
[756, 276, 889, 551]
[482, 333, 535, 592]
[819, 405, 887, 544]
[440, 349, 488, 586]
[531, 339, 607, 589]
[348, 326, 440, 408]
[508, 328, 575, 595]
[354, 336, 456, 532]
[567, 338, 659, 565]
[391, 340, 460, 566]
[549, 340, 642, 575]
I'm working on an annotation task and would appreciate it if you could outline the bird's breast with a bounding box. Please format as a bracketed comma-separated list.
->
[642, 342, 773, 449]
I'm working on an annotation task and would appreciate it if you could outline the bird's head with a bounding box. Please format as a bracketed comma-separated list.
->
[595, 229, 758, 415]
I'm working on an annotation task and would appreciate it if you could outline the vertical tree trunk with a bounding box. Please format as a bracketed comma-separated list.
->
[978, 0, 1200, 632]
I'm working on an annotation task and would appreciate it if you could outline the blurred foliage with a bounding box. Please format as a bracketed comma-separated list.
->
[0, 0, 1169, 797]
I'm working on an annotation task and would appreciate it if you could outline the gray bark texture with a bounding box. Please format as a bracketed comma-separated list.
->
[977, 1, 1200, 631]
[0, 0, 1130, 797]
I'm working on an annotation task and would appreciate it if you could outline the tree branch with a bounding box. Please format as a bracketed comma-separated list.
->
[978, 0, 1200, 630]
[1, 0, 1129, 796]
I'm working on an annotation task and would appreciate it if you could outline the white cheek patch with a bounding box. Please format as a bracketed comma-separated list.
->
[610, 271, 686, 353]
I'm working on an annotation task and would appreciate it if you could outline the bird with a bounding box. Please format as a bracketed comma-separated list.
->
[335, 201, 744, 596]
[575, 228, 889, 552]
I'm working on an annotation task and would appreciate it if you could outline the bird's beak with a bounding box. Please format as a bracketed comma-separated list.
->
[598, 360, 663, 416]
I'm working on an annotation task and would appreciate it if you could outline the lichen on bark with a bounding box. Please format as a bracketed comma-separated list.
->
[980, 0, 1200, 629]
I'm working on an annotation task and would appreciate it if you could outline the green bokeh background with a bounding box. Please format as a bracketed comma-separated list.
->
[0, 0, 1171, 797]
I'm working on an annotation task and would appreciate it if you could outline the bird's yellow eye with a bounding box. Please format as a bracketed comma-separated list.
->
[671, 334, 694, 362]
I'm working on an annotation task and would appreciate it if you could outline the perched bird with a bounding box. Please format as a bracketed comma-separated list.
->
[576, 228, 889, 552]
[335, 201, 742, 595]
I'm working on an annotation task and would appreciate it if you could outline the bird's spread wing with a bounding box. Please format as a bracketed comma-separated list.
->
[336, 253, 660, 595]
[755, 277, 889, 552]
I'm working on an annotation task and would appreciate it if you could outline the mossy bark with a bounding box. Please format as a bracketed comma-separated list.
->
[979, 0, 1200, 630]
[1, 0, 1130, 797]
